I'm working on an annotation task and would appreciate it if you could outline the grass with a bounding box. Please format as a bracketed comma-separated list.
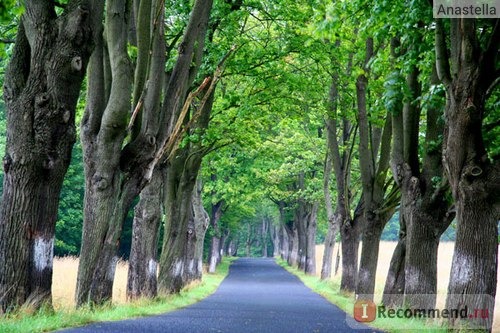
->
[0, 257, 234, 333]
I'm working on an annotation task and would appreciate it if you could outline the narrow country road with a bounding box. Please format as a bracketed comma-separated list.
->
[59, 258, 378, 332]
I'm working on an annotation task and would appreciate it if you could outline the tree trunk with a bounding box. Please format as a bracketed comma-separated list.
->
[245, 223, 251, 257]
[126, 169, 162, 300]
[354, 37, 394, 300]
[305, 202, 318, 275]
[287, 225, 299, 267]
[158, 89, 216, 292]
[76, 0, 135, 306]
[296, 207, 307, 271]
[270, 224, 280, 257]
[280, 224, 289, 260]
[435, 18, 500, 330]
[0, 1, 100, 312]
[322, 46, 356, 282]
[157, 154, 198, 293]
[219, 229, 229, 260]
[191, 177, 209, 280]
[382, 219, 406, 307]
[356, 216, 386, 298]
[261, 218, 269, 257]
[208, 200, 223, 273]
[340, 214, 361, 292]
[227, 240, 237, 256]
[277, 202, 290, 260]
[210, 236, 221, 269]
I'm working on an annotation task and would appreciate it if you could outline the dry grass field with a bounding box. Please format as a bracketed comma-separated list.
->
[315, 241, 500, 331]
[52, 257, 129, 310]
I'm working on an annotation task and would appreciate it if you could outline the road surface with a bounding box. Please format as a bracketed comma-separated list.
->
[59, 258, 378, 332]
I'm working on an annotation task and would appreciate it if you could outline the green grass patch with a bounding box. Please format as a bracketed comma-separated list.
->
[0, 257, 234, 333]
[276, 258, 450, 333]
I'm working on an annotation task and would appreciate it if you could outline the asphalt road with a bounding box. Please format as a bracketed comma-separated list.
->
[59, 258, 378, 333]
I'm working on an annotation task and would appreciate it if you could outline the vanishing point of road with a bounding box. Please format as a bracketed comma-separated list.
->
[59, 258, 378, 332]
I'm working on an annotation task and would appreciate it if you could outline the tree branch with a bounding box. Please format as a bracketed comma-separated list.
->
[435, 19, 451, 88]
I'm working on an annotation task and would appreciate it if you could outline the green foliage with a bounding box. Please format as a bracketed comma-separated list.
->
[55, 144, 85, 256]
[484, 87, 500, 160]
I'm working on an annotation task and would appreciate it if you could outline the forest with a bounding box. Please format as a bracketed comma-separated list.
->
[0, 0, 498, 331]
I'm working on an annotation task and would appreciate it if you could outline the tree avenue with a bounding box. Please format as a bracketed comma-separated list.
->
[0, 1, 498, 332]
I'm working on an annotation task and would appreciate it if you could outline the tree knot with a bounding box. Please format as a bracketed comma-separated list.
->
[36, 93, 50, 108]
[71, 56, 83, 72]
[93, 175, 109, 191]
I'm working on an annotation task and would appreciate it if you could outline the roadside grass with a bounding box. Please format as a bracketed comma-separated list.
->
[0, 257, 234, 333]
[276, 258, 450, 333]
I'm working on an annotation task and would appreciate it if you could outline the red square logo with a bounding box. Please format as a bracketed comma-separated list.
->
[354, 299, 376, 322]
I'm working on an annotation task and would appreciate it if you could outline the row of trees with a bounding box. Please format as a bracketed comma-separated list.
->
[0, 0, 498, 330]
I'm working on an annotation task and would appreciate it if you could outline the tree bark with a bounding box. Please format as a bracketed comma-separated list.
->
[305, 202, 318, 275]
[126, 169, 162, 300]
[403, 66, 452, 310]
[261, 218, 269, 257]
[321, 148, 337, 279]
[436, 18, 500, 330]
[76, 0, 136, 306]
[208, 200, 223, 273]
[158, 90, 216, 293]
[0, 0, 100, 312]
[354, 38, 394, 299]
[287, 224, 299, 267]
[270, 224, 280, 257]
[340, 205, 362, 292]
[191, 177, 210, 280]
[279, 224, 289, 260]
[321, 76, 355, 280]
[219, 229, 229, 260]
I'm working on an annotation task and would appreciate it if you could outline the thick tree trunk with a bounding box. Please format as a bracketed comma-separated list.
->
[382, 220, 406, 307]
[208, 200, 223, 273]
[158, 86, 216, 292]
[76, 0, 135, 306]
[219, 230, 229, 260]
[322, 48, 356, 281]
[355, 37, 394, 300]
[126, 170, 162, 300]
[287, 225, 299, 267]
[261, 218, 269, 258]
[226, 240, 237, 256]
[356, 216, 386, 298]
[158, 155, 198, 293]
[0, 1, 99, 312]
[209, 236, 221, 270]
[435, 18, 500, 331]
[245, 223, 251, 257]
[340, 216, 361, 292]
[270, 224, 280, 257]
[296, 208, 307, 271]
[191, 177, 209, 280]
[321, 213, 337, 280]
[305, 202, 318, 275]
[279, 224, 289, 260]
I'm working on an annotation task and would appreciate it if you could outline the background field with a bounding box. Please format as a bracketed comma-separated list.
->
[52, 257, 129, 309]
